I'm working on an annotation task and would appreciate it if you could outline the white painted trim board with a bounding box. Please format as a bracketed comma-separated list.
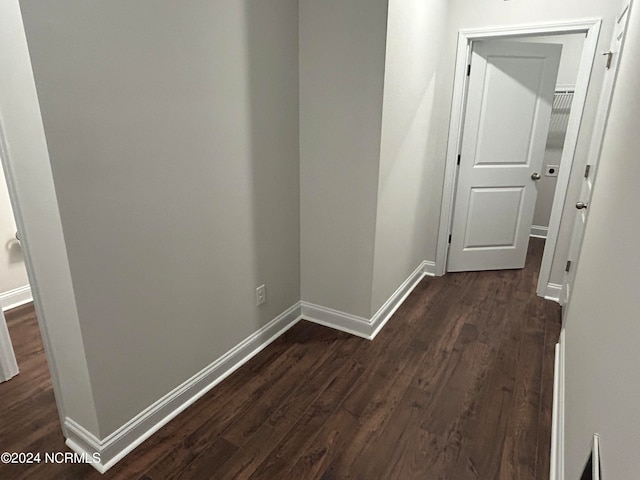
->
[550, 328, 566, 480]
[530, 225, 549, 239]
[544, 283, 562, 303]
[0, 284, 32, 311]
[592, 433, 600, 480]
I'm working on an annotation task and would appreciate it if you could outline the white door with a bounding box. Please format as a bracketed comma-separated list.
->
[562, 1, 630, 304]
[0, 309, 19, 382]
[448, 41, 562, 272]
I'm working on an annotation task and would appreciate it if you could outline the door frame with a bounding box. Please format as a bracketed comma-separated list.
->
[435, 19, 602, 301]
[561, 2, 631, 308]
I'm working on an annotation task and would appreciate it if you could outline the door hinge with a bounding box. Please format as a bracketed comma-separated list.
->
[448, 234, 452, 244]
[584, 164, 591, 178]
[466, 64, 471, 76]
[603, 51, 613, 69]
[457, 154, 461, 166]
[565, 260, 572, 273]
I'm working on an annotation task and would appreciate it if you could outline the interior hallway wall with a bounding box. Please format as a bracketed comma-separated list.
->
[371, 0, 448, 312]
[20, 0, 300, 437]
[299, 0, 388, 318]
[0, 0, 99, 435]
[563, 1, 640, 477]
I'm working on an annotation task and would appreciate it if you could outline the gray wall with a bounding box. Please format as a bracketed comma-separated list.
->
[299, 0, 388, 318]
[371, 0, 448, 312]
[564, 2, 640, 476]
[20, 0, 300, 437]
[0, 0, 99, 434]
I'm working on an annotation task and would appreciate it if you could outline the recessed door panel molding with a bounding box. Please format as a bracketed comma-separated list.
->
[448, 40, 561, 273]
[475, 56, 546, 167]
[463, 187, 524, 249]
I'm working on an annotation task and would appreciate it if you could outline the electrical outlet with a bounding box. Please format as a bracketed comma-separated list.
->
[545, 165, 560, 177]
[256, 284, 266, 306]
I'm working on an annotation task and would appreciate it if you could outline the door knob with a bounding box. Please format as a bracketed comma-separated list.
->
[531, 172, 541, 181]
[575, 202, 588, 210]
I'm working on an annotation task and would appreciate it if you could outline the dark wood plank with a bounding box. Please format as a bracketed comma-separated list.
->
[0, 238, 561, 479]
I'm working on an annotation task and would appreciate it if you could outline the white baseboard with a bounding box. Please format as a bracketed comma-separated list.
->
[0, 284, 32, 311]
[550, 329, 565, 480]
[65, 302, 302, 473]
[64, 259, 435, 472]
[531, 225, 549, 239]
[369, 261, 431, 338]
[544, 283, 562, 303]
[303, 260, 429, 340]
[422, 260, 436, 277]
[592, 433, 600, 480]
[300, 302, 371, 339]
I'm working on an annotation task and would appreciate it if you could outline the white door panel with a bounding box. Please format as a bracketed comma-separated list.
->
[448, 41, 562, 272]
[475, 57, 548, 166]
[562, 1, 630, 304]
[465, 187, 524, 249]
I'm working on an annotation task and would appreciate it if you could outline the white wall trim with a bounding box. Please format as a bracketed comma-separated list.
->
[435, 19, 602, 284]
[0, 284, 32, 311]
[65, 259, 434, 472]
[550, 329, 566, 480]
[422, 260, 437, 277]
[530, 225, 549, 239]
[303, 260, 430, 340]
[300, 302, 371, 339]
[544, 283, 563, 303]
[550, 343, 560, 480]
[369, 261, 429, 338]
[536, 20, 601, 298]
[556, 83, 576, 93]
[592, 433, 600, 480]
[65, 302, 302, 473]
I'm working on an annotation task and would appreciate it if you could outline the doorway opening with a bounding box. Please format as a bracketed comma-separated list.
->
[435, 19, 602, 301]
[0, 157, 34, 383]
[0, 154, 59, 449]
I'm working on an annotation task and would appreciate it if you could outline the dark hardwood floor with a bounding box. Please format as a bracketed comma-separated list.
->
[0, 238, 560, 479]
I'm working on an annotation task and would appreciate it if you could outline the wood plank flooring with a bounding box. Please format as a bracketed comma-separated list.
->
[0, 238, 560, 479]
